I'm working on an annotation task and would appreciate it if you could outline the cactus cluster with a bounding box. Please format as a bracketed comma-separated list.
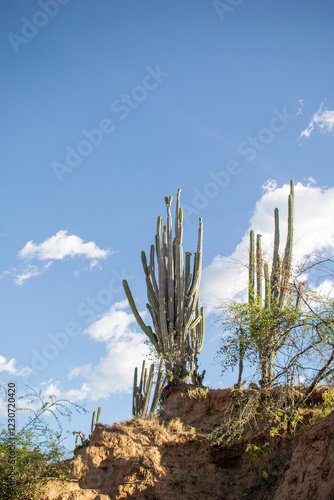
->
[248, 180, 301, 386]
[74, 406, 102, 447]
[123, 189, 205, 385]
[89, 406, 101, 439]
[132, 359, 164, 417]
[249, 179, 295, 310]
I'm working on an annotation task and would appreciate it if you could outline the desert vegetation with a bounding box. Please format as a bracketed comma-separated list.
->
[1, 181, 334, 499]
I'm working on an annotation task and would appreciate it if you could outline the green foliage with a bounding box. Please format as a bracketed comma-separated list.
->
[0, 427, 70, 499]
[218, 302, 257, 375]
[244, 442, 274, 480]
[0, 384, 85, 500]
[244, 442, 274, 462]
[321, 389, 334, 415]
[185, 387, 209, 400]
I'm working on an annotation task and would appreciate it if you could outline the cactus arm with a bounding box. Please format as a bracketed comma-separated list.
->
[142, 364, 154, 418]
[175, 206, 184, 334]
[184, 273, 193, 296]
[132, 367, 138, 416]
[123, 280, 148, 334]
[146, 326, 159, 350]
[264, 262, 270, 309]
[175, 240, 184, 333]
[149, 358, 164, 416]
[141, 251, 149, 277]
[149, 244, 159, 297]
[175, 189, 181, 243]
[256, 234, 262, 302]
[188, 315, 202, 330]
[146, 303, 162, 346]
[91, 411, 96, 434]
[166, 200, 175, 335]
[96, 407, 101, 426]
[157, 216, 169, 351]
[270, 208, 280, 300]
[198, 306, 205, 352]
[145, 275, 159, 317]
[188, 218, 203, 298]
[279, 180, 294, 308]
[185, 252, 191, 289]
[249, 230, 255, 304]
[139, 360, 145, 394]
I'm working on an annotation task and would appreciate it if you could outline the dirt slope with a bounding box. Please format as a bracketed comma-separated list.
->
[40, 385, 334, 500]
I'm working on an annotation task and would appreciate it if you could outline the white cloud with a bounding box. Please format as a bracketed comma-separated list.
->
[64, 301, 150, 401]
[0, 354, 32, 376]
[299, 102, 334, 139]
[202, 180, 334, 312]
[12, 230, 111, 285]
[18, 230, 110, 261]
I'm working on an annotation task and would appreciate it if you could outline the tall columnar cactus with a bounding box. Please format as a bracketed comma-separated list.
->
[123, 189, 205, 385]
[248, 180, 301, 386]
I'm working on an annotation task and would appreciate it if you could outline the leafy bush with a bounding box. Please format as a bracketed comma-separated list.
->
[0, 384, 86, 499]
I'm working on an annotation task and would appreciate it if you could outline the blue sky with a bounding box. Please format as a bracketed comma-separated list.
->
[1, 0, 334, 446]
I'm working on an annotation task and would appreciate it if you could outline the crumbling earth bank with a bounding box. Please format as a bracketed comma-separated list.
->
[40, 386, 334, 500]
[273, 410, 334, 500]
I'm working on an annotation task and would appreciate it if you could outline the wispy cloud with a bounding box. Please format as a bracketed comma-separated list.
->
[202, 180, 334, 312]
[10, 230, 111, 285]
[299, 102, 334, 140]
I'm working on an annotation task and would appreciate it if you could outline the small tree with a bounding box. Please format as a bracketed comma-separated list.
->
[0, 384, 86, 499]
[248, 180, 301, 386]
[123, 189, 205, 386]
[219, 180, 304, 387]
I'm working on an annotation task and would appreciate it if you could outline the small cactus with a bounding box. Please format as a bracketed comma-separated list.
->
[89, 406, 101, 439]
[132, 360, 164, 418]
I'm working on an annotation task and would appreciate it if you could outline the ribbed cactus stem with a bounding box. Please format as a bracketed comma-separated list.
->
[264, 262, 270, 309]
[256, 234, 262, 302]
[141, 251, 149, 277]
[279, 180, 294, 308]
[139, 360, 145, 394]
[124, 189, 204, 387]
[142, 363, 154, 417]
[123, 280, 148, 334]
[96, 407, 101, 426]
[249, 230, 255, 304]
[271, 208, 280, 299]
[91, 411, 96, 434]
[150, 358, 165, 415]
[167, 203, 174, 335]
[198, 306, 205, 352]
[150, 244, 159, 297]
[133, 366, 138, 416]
[185, 252, 191, 290]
